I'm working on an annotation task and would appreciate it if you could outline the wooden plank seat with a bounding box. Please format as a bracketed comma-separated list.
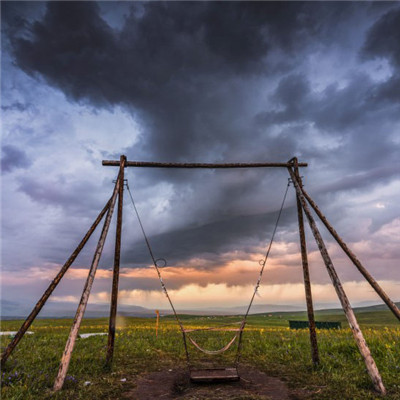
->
[190, 367, 240, 382]
[183, 328, 242, 333]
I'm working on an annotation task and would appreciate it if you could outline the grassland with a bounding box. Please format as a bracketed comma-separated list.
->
[1, 309, 399, 400]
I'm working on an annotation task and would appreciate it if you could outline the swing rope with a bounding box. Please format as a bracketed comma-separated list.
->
[188, 331, 241, 355]
[234, 179, 290, 365]
[243, 179, 291, 321]
[125, 181, 191, 362]
[125, 177, 290, 363]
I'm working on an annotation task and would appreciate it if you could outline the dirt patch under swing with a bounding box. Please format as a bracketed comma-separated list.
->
[124, 365, 307, 400]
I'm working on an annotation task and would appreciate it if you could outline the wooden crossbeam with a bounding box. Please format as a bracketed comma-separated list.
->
[102, 160, 308, 168]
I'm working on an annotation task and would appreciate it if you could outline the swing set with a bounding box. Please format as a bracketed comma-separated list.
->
[1, 156, 399, 395]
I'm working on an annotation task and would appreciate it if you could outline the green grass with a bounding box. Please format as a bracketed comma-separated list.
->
[247, 308, 400, 328]
[1, 312, 399, 400]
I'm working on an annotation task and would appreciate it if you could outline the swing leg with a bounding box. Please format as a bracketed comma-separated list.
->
[53, 176, 120, 391]
[293, 160, 319, 366]
[301, 186, 400, 322]
[106, 155, 126, 366]
[1, 198, 111, 368]
[289, 167, 386, 395]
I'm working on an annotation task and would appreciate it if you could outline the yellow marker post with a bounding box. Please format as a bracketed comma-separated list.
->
[155, 310, 160, 337]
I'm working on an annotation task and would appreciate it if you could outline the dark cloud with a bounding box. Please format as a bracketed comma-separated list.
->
[9, 1, 398, 175]
[1, 1, 399, 297]
[17, 175, 108, 215]
[6, 2, 319, 162]
[361, 7, 400, 105]
[123, 206, 297, 268]
[1, 101, 31, 112]
[371, 75, 400, 103]
[362, 7, 400, 67]
[255, 71, 400, 178]
[1, 145, 32, 173]
[318, 165, 397, 194]
[255, 74, 310, 125]
[257, 71, 398, 133]
[6, 2, 117, 107]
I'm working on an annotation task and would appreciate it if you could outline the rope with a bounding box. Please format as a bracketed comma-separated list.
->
[235, 179, 291, 365]
[187, 333, 239, 355]
[125, 181, 190, 363]
[125, 177, 290, 365]
[243, 179, 291, 320]
[126, 182, 158, 266]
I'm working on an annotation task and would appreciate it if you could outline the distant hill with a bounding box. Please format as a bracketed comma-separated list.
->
[203, 304, 304, 314]
[0, 302, 156, 320]
[2, 300, 399, 320]
[249, 302, 400, 327]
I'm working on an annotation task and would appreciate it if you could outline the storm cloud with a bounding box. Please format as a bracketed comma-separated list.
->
[1, 2, 399, 311]
[1, 145, 32, 173]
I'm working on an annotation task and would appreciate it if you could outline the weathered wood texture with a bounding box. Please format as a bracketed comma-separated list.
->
[102, 160, 308, 168]
[293, 161, 319, 365]
[288, 167, 386, 395]
[106, 155, 126, 366]
[190, 368, 239, 382]
[53, 176, 120, 391]
[1, 199, 111, 368]
[301, 187, 400, 322]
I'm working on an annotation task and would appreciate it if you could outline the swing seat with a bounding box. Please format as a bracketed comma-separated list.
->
[190, 367, 239, 382]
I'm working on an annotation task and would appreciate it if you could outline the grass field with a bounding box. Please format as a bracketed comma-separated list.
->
[1, 310, 399, 400]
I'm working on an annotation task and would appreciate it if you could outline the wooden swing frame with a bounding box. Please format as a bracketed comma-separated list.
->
[1, 156, 398, 395]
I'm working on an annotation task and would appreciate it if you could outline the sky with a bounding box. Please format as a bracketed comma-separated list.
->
[1, 1, 400, 316]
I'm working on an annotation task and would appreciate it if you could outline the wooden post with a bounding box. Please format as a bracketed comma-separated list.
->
[288, 167, 386, 395]
[1, 198, 111, 368]
[293, 160, 319, 365]
[155, 310, 160, 338]
[300, 187, 400, 322]
[106, 155, 126, 366]
[53, 175, 120, 391]
[102, 160, 308, 168]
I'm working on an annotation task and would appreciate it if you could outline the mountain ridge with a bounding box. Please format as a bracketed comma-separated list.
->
[2, 301, 399, 320]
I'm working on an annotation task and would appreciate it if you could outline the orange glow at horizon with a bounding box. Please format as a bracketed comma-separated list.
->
[48, 280, 400, 310]
[4, 218, 399, 309]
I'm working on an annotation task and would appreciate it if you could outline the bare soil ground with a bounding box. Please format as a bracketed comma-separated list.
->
[125, 365, 308, 400]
